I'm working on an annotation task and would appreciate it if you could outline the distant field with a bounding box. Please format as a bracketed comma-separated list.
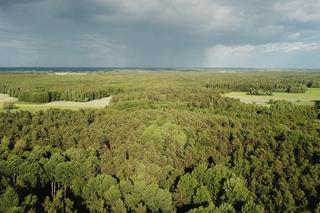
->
[224, 88, 320, 106]
[0, 94, 112, 112]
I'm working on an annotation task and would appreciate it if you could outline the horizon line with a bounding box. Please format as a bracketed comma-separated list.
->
[0, 66, 319, 70]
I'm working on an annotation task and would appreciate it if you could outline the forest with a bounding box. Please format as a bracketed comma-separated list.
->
[0, 70, 319, 212]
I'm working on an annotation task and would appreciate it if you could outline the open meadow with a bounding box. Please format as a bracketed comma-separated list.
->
[0, 94, 112, 112]
[0, 93, 18, 103]
[224, 88, 320, 106]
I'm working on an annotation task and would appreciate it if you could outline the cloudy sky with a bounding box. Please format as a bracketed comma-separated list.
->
[0, 0, 320, 68]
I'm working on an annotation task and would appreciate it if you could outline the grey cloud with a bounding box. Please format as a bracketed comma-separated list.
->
[0, 0, 41, 7]
[0, 0, 319, 67]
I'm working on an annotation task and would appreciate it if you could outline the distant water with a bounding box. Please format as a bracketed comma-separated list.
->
[0, 67, 123, 72]
[0, 67, 318, 72]
[0, 67, 184, 72]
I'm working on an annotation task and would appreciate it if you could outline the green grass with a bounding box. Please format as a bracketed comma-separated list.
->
[0, 94, 112, 112]
[0, 94, 18, 103]
[224, 88, 320, 106]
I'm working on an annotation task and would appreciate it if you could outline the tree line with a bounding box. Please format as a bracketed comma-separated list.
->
[0, 84, 120, 103]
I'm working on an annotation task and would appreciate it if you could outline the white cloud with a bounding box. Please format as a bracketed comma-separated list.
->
[274, 0, 320, 23]
[204, 42, 320, 68]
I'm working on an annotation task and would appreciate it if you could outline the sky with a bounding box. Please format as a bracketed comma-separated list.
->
[0, 0, 320, 68]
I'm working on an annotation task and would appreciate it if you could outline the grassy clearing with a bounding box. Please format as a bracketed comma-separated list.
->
[0, 94, 18, 103]
[224, 88, 320, 106]
[0, 94, 112, 112]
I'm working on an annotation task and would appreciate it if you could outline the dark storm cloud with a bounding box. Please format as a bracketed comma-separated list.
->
[0, 0, 319, 67]
[0, 0, 41, 7]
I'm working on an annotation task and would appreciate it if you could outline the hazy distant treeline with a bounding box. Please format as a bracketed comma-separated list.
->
[204, 81, 314, 93]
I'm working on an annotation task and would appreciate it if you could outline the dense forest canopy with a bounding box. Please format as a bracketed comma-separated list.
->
[0, 71, 319, 212]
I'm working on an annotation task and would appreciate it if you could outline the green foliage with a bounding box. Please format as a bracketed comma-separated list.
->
[174, 174, 199, 206]
[2, 102, 16, 110]
[287, 84, 308, 93]
[142, 122, 187, 147]
[43, 190, 64, 213]
[22, 194, 37, 212]
[0, 187, 19, 211]
[223, 177, 250, 204]
[193, 186, 212, 205]
[122, 180, 173, 212]
[19, 92, 50, 103]
[247, 88, 273, 96]
[0, 71, 319, 212]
